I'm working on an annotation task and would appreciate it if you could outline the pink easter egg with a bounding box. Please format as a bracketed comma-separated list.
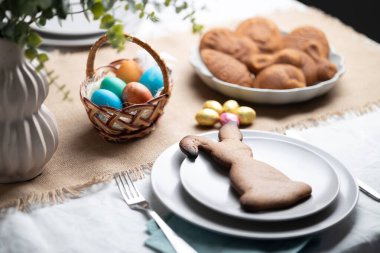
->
[220, 112, 240, 126]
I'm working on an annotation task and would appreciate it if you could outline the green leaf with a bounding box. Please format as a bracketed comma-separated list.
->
[91, 2, 105, 19]
[55, 0, 69, 19]
[106, 24, 125, 52]
[100, 14, 115, 29]
[5, 21, 30, 45]
[135, 3, 143, 10]
[42, 8, 54, 19]
[175, 2, 188, 13]
[139, 10, 145, 18]
[36, 64, 43, 72]
[37, 0, 53, 9]
[148, 11, 159, 22]
[38, 17, 47, 26]
[164, 0, 171, 7]
[25, 48, 38, 60]
[192, 23, 204, 34]
[27, 32, 43, 48]
[37, 53, 49, 63]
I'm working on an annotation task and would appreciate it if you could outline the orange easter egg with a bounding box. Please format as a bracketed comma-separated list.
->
[122, 82, 153, 104]
[115, 60, 143, 83]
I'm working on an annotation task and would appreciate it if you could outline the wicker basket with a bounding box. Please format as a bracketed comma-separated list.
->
[80, 33, 172, 142]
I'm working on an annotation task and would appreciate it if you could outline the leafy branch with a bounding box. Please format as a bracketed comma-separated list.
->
[0, 0, 203, 101]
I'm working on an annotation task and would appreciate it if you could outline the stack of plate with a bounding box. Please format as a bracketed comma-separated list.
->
[31, 2, 141, 47]
[151, 130, 359, 239]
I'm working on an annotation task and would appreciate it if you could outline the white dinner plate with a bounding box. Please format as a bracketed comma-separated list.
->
[179, 136, 340, 221]
[151, 130, 359, 239]
[30, 1, 104, 37]
[32, 4, 142, 47]
[37, 34, 100, 47]
[190, 45, 345, 104]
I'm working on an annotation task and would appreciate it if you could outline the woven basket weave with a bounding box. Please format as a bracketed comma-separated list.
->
[80, 33, 172, 142]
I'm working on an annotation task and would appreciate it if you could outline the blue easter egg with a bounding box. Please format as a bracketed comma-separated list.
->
[91, 89, 123, 110]
[139, 66, 164, 95]
[100, 76, 126, 100]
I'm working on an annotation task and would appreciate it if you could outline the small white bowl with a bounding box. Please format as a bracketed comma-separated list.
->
[190, 45, 345, 104]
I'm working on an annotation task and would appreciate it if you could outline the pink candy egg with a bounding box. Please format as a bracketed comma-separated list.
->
[220, 112, 240, 126]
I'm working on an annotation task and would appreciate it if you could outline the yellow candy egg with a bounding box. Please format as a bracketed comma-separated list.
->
[237, 106, 256, 125]
[195, 108, 220, 126]
[115, 60, 143, 84]
[203, 100, 223, 114]
[223, 100, 240, 113]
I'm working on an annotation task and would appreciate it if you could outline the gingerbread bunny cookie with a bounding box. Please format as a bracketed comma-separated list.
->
[235, 17, 283, 53]
[248, 48, 319, 85]
[253, 64, 307, 89]
[179, 123, 312, 212]
[283, 26, 330, 59]
[201, 49, 254, 87]
[200, 28, 260, 65]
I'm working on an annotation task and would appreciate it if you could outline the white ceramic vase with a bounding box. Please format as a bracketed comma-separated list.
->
[0, 39, 59, 183]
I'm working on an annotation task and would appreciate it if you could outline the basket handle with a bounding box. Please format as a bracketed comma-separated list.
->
[86, 33, 171, 95]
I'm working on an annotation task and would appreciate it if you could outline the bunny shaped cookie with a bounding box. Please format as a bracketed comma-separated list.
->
[179, 123, 312, 212]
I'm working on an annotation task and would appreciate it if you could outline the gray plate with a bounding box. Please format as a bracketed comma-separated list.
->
[179, 136, 340, 221]
[151, 130, 359, 239]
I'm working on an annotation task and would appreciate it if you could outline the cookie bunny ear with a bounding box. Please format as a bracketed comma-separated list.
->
[218, 122, 243, 141]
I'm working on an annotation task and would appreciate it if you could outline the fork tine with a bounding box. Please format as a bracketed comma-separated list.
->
[114, 173, 130, 202]
[119, 172, 135, 199]
[121, 171, 138, 198]
[126, 170, 141, 198]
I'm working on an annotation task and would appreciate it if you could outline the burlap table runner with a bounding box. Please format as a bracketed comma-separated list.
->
[1, 8, 380, 210]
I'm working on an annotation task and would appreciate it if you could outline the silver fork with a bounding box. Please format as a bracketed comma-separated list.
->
[114, 171, 198, 253]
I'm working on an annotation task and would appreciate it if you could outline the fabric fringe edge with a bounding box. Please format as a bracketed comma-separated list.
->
[0, 162, 153, 214]
[1, 99, 380, 214]
[272, 99, 380, 133]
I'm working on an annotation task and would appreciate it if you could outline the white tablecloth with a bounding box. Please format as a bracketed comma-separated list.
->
[2, 107, 380, 253]
[1, 1, 380, 252]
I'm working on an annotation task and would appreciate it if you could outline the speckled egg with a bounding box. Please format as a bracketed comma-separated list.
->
[195, 108, 220, 126]
[223, 100, 240, 113]
[237, 106, 256, 125]
[91, 89, 123, 110]
[115, 60, 143, 84]
[100, 76, 126, 99]
[203, 100, 223, 114]
[122, 82, 153, 104]
[220, 112, 240, 126]
[139, 66, 164, 95]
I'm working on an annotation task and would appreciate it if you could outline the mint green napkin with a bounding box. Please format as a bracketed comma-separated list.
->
[145, 215, 311, 253]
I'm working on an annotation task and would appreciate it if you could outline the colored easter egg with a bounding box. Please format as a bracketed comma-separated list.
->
[237, 106, 256, 125]
[220, 112, 240, 126]
[223, 100, 240, 113]
[139, 66, 164, 95]
[115, 60, 143, 83]
[122, 82, 153, 104]
[203, 100, 223, 114]
[91, 89, 123, 110]
[195, 108, 219, 126]
[100, 76, 126, 99]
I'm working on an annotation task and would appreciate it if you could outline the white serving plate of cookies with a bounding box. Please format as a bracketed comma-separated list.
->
[190, 45, 345, 105]
[179, 135, 340, 221]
